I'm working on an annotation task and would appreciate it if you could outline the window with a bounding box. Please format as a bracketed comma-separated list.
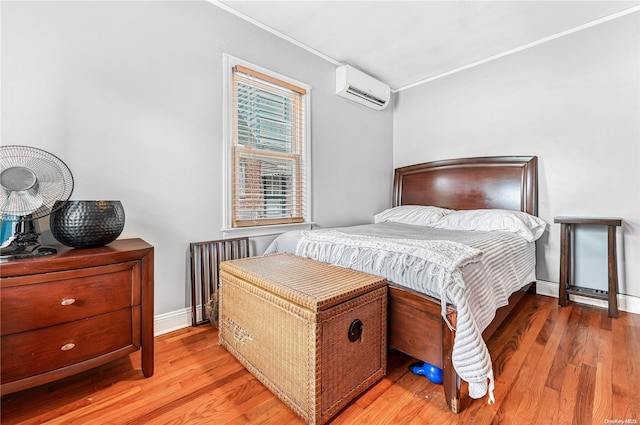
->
[223, 57, 310, 232]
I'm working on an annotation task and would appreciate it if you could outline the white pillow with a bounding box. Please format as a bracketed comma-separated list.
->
[432, 208, 547, 242]
[374, 205, 454, 226]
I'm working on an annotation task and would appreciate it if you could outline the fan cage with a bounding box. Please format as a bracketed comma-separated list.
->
[0, 145, 74, 221]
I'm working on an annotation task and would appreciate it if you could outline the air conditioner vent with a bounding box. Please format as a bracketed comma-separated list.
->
[345, 86, 387, 107]
[335, 65, 390, 111]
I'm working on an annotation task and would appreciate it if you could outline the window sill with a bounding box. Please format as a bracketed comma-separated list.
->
[221, 222, 314, 238]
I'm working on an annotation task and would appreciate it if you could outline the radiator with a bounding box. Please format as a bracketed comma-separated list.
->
[190, 237, 250, 327]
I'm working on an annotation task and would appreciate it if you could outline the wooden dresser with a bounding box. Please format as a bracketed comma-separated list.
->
[0, 238, 154, 395]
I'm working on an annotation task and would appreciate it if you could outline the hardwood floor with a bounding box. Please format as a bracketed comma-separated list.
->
[2, 294, 638, 425]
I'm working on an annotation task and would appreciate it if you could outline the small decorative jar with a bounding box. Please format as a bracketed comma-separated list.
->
[50, 200, 125, 248]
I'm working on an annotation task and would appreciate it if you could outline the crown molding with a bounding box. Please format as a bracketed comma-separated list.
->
[209, 2, 639, 93]
[396, 5, 640, 92]
[208, 1, 343, 67]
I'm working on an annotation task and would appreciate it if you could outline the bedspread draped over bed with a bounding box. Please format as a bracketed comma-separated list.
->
[264, 222, 537, 402]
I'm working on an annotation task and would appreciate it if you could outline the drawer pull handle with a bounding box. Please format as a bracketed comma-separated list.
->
[61, 298, 76, 306]
[61, 343, 76, 351]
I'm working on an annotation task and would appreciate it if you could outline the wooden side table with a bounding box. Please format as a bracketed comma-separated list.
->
[554, 216, 622, 318]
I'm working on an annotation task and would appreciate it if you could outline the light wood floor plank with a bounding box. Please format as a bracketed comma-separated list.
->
[592, 361, 613, 424]
[612, 313, 637, 422]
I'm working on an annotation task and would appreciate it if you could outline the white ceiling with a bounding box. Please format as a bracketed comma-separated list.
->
[215, 1, 640, 91]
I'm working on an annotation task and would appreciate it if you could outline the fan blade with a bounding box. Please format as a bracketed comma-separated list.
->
[37, 180, 72, 207]
[2, 190, 43, 216]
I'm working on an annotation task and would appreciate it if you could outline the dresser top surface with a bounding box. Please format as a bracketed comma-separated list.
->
[0, 238, 153, 278]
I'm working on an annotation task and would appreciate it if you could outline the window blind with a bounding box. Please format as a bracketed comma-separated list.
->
[231, 65, 307, 228]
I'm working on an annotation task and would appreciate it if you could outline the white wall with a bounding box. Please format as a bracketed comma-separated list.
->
[394, 13, 640, 298]
[1, 1, 393, 316]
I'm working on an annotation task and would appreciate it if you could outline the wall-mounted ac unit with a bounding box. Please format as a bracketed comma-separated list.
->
[335, 65, 390, 111]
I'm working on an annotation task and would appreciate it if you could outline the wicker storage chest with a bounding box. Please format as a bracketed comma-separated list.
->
[219, 253, 387, 425]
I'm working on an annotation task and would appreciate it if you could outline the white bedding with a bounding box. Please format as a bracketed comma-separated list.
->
[264, 222, 537, 403]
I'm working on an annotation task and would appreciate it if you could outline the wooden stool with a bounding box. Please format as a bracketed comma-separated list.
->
[554, 217, 622, 318]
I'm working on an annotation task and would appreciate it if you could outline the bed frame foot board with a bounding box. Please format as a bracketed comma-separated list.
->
[442, 307, 461, 413]
[388, 281, 536, 414]
[388, 284, 444, 368]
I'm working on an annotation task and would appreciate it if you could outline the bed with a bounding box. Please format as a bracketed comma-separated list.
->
[264, 156, 542, 414]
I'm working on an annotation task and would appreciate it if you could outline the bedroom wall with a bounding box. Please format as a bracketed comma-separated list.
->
[393, 13, 640, 302]
[1, 1, 393, 322]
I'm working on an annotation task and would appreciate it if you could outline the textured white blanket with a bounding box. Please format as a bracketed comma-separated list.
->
[296, 229, 496, 402]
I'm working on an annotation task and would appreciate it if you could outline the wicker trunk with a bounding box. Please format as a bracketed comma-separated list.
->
[219, 253, 387, 425]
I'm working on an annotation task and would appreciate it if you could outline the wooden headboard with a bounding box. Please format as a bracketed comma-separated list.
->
[393, 156, 538, 216]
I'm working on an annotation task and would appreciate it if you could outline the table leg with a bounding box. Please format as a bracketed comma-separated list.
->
[607, 225, 619, 318]
[558, 223, 570, 307]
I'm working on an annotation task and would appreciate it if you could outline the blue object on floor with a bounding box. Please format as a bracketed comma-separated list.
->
[410, 361, 443, 384]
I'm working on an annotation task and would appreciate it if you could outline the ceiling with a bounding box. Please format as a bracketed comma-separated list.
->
[215, 1, 639, 91]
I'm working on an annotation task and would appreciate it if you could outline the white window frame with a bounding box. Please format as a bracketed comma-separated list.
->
[221, 54, 312, 237]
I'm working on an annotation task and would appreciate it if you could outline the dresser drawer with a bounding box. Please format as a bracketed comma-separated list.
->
[1, 262, 140, 335]
[1, 308, 135, 384]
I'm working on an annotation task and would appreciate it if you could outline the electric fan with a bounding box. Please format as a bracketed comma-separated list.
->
[0, 145, 74, 260]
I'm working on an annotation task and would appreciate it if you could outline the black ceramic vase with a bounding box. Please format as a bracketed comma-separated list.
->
[50, 200, 125, 248]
